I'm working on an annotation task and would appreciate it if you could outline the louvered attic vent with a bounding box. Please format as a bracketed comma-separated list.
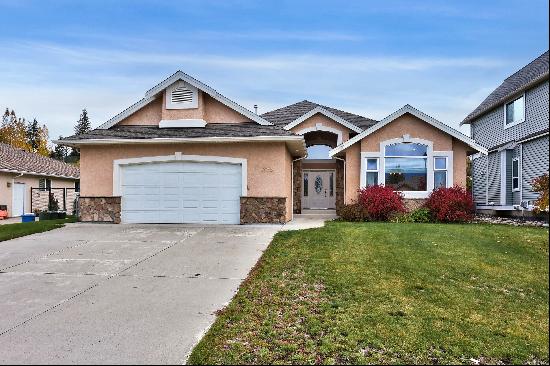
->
[171, 87, 194, 103]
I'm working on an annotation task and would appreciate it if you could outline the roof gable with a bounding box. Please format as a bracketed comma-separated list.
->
[462, 50, 549, 125]
[283, 106, 363, 133]
[98, 71, 272, 129]
[0, 143, 80, 178]
[330, 105, 487, 157]
[261, 100, 377, 130]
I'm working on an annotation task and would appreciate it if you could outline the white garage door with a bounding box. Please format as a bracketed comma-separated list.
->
[120, 161, 242, 224]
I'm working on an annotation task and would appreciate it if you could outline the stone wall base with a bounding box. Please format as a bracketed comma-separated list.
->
[79, 196, 121, 224]
[240, 197, 287, 224]
[403, 198, 428, 211]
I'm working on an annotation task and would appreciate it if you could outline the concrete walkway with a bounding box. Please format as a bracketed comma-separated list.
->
[282, 209, 338, 231]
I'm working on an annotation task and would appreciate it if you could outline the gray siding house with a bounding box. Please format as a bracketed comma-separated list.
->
[462, 51, 549, 212]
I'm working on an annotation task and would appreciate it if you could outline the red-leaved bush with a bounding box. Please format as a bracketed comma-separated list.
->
[357, 185, 406, 221]
[425, 186, 474, 223]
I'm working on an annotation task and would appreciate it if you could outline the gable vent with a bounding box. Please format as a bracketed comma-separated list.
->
[171, 87, 194, 104]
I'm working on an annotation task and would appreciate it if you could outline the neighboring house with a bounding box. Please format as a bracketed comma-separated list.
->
[59, 71, 486, 225]
[461, 51, 549, 213]
[0, 143, 80, 217]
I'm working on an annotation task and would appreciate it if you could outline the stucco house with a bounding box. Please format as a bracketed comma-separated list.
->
[462, 50, 549, 213]
[59, 71, 486, 224]
[0, 143, 80, 217]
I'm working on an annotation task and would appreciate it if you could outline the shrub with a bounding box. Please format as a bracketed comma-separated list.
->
[425, 186, 474, 223]
[338, 203, 370, 222]
[532, 173, 549, 213]
[393, 207, 432, 223]
[357, 185, 406, 221]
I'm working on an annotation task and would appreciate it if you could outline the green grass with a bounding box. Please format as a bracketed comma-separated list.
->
[188, 222, 549, 365]
[0, 216, 77, 242]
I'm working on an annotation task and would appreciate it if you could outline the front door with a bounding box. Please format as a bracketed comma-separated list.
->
[12, 183, 25, 217]
[302, 170, 336, 209]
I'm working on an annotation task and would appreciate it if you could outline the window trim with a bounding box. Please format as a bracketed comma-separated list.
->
[433, 156, 449, 189]
[360, 138, 454, 199]
[503, 93, 525, 129]
[365, 157, 379, 187]
[511, 157, 520, 192]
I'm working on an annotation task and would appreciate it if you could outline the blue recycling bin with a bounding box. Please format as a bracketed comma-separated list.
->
[21, 213, 36, 223]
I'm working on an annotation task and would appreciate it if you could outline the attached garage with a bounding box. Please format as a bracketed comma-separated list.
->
[116, 155, 246, 224]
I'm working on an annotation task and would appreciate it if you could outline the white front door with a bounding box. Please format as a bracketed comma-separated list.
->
[120, 161, 242, 224]
[12, 183, 25, 217]
[302, 170, 336, 209]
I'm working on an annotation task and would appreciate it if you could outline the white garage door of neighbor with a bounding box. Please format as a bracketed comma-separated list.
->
[120, 161, 242, 224]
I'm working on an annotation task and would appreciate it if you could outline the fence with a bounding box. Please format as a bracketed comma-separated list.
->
[30, 188, 79, 214]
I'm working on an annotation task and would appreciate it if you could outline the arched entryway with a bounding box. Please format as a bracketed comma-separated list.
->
[293, 129, 344, 212]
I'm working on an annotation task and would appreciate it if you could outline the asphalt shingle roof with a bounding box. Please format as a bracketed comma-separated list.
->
[61, 123, 296, 141]
[0, 143, 80, 178]
[462, 50, 549, 124]
[261, 100, 378, 130]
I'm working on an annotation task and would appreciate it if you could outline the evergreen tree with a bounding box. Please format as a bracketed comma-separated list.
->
[26, 118, 41, 152]
[51, 136, 68, 161]
[70, 108, 91, 158]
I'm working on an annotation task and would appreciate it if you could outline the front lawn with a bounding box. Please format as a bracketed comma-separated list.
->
[0, 216, 77, 242]
[189, 222, 549, 365]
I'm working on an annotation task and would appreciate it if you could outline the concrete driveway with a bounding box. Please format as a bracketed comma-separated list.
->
[0, 223, 281, 364]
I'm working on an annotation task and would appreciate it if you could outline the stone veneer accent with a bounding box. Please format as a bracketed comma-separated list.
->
[79, 196, 121, 224]
[293, 160, 302, 214]
[403, 198, 428, 211]
[335, 160, 345, 214]
[240, 197, 287, 224]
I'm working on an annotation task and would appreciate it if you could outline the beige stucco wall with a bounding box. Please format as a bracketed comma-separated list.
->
[0, 172, 77, 217]
[290, 113, 351, 143]
[117, 90, 252, 126]
[342, 113, 471, 202]
[79, 143, 293, 217]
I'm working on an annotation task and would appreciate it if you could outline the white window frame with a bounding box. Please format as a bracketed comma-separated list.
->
[365, 157, 379, 187]
[433, 156, 449, 189]
[360, 137, 454, 199]
[503, 94, 525, 129]
[512, 157, 520, 192]
[39, 178, 51, 191]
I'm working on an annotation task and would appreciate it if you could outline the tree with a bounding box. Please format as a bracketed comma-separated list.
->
[26, 118, 41, 152]
[0, 108, 30, 151]
[532, 173, 549, 213]
[70, 108, 91, 158]
[50, 136, 69, 161]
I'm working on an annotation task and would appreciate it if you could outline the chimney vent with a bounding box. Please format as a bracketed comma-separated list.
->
[254, 104, 258, 114]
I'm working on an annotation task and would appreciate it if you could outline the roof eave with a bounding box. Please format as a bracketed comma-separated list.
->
[461, 71, 549, 125]
[329, 104, 488, 157]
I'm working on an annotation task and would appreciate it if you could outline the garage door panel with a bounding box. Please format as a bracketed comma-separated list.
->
[121, 160, 242, 224]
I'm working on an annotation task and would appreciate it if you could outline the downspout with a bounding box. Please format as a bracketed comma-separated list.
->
[333, 156, 346, 209]
[291, 156, 307, 221]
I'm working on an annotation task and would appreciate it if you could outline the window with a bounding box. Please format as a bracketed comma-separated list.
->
[384, 143, 428, 191]
[74, 181, 80, 193]
[434, 157, 448, 188]
[366, 158, 379, 186]
[39, 178, 51, 191]
[303, 173, 309, 197]
[512, 158, 520, 191]
[504, 95, 525, 127]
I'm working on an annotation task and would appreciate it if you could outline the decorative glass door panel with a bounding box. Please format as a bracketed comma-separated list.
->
[302, 170, 336, 209]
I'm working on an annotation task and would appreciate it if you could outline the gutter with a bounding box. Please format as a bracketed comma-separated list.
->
[0, 169, 79, 180]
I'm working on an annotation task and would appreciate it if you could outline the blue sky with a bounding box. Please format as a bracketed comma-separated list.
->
[0, 0, 548, 141]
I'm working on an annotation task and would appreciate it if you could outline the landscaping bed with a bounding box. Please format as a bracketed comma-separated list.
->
[0, 216, 77, 242]
[188, 222, 549, 365]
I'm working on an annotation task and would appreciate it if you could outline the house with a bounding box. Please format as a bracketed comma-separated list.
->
[59, 71, 486, 224]
[461, 51, 549, 213]
[0, 143, 80, 217]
